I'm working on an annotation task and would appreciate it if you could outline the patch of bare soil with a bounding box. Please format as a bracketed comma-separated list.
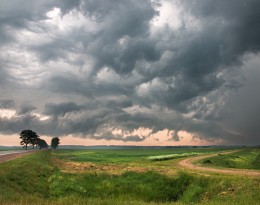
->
[52, 158, 177, 175]
[0, 150, 37, 163]
[53, 158, 150, 174]
[178, 150, 260, 176]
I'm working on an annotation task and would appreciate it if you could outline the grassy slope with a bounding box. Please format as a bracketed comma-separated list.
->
[200, 148, 260, 170]
[0, 149, 260, 204]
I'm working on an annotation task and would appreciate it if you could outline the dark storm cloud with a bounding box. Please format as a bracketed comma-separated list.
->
[0, 0, 260, 144]
[32, 40, 73, 62]
[17, 104, 36, 115]
[46, 75, 93, 98]
[57, 0, 81, 15]
[0, 0, 56, 46]
[32, 0, 160, 73]
[171, 131, 180, 142]
[140, 0, 260, 110]
[106, 100, 133, 109]
[93, 133, 145, 142]
[85, 0, 160, 75]
[44, 102, 85, 117]
[122, 135, 145, 142]
[0, 63, 12, 86]
[0, 100, 15, 109]
[181, 0, 260, 55]
[218, 56, 260, 145]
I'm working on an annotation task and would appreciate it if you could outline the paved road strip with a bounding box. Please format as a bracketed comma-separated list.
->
[0, 150, 37, 163]
[0, 150, 30, 156]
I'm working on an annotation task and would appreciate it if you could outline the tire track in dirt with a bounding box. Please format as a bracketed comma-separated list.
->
[178, 150, 260, 176]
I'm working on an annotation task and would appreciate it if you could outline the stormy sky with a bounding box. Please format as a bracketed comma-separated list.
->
[1, 0, 260, 145]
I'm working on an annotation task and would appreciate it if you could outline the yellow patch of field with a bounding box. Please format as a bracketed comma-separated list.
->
[52, 157, 177, 175]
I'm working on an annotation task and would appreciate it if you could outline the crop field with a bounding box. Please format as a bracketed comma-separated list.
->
[0, 147, 260, 205]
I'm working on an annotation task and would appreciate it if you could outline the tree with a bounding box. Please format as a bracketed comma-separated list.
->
[37, 138, 48, 149]
[31, 135, 40, 149]
[20, 130, 39, 150]
[51, 137, 60, 149]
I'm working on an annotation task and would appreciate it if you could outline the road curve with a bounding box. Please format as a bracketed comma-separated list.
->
[0, 150, 36, 163]
[178, 150, 260, 176]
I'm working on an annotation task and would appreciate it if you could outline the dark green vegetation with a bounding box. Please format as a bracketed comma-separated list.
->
[200, 148, 260, 170]
[0, 151, 55, 203]
[20, 129, 40, 149]
[19, 129, 48, 150]
[0, 148, 260, 205]
[37, 138, 49, 149]
[51, 137, 60, 149]
[49, 171, 209, 203]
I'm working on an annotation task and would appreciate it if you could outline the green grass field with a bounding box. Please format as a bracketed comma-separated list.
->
[200, 148, 260, 170]
[53, 148, 217, 162]
[0, 148, 260, 205]
[0, 147, 22, 151]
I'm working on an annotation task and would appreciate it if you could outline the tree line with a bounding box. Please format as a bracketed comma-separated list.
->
[19, 129, 60, 150]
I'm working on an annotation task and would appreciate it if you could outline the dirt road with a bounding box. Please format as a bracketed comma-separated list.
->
[178, 150, 260, 176]
[0, 150, 36, 163]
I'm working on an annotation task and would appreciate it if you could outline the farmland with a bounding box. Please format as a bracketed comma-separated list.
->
[198, 148, 260, 170]
[0, 147, 260, 204]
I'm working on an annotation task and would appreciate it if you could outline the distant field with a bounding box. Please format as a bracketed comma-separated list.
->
[199, 148, 260, 170]
[53, 147, 227, 163]
[0, 148, 260, 205]
[0, 147, 22, 151]
[52, 148, 225, 175]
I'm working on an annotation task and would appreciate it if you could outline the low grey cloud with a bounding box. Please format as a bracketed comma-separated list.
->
[0, 0, 260, 145]
[0, 100, 15, 109]
[17, 104, 36, 115]
[44, 102, 85, 117]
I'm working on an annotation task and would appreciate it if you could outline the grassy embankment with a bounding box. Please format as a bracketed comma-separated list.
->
[199, 148, 260, 170]
[0, 148, 260, 204]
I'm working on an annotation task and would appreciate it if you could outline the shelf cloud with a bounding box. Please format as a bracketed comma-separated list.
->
[1, 0, 260, 145]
